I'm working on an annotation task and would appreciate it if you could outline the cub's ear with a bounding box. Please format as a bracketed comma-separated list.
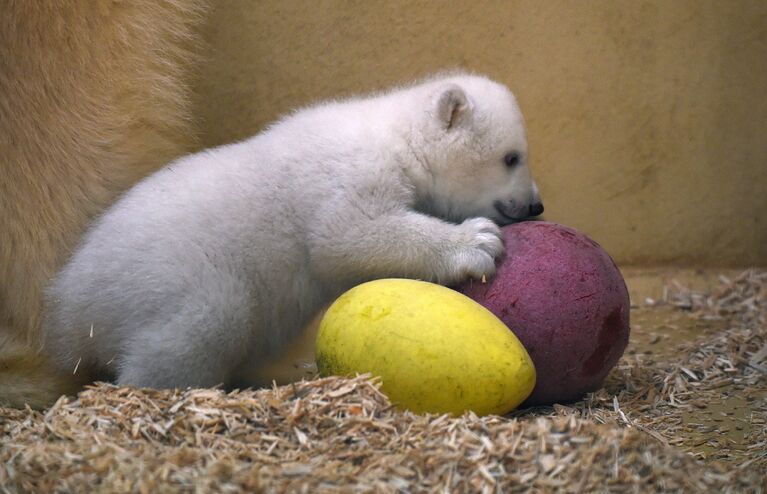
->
[434, 84, 472, 130]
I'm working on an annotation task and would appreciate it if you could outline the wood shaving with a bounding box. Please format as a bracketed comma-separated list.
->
[2, 270, 764, 492]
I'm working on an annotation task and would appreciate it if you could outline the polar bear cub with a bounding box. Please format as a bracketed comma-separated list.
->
[43, 72, 544, 389]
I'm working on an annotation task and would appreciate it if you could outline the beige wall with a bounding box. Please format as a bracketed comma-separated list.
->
[191, 1, 767, 266]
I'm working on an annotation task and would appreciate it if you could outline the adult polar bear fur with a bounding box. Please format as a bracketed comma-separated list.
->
[44, 73, 544, 389]
[0, 1, 204, 408]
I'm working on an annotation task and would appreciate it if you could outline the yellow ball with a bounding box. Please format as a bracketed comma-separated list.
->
[316, 279, 536, 416]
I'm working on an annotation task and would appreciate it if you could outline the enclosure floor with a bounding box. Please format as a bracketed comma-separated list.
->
[624, 268, 764, 466]
[1, 268, 764, 492]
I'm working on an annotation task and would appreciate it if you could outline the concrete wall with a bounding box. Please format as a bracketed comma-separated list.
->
[191, 1, 767, 266]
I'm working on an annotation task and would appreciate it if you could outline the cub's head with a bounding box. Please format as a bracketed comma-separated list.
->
[408, 74, 543, 225]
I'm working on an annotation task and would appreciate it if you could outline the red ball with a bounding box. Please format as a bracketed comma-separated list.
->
[457, 222, 630, 406]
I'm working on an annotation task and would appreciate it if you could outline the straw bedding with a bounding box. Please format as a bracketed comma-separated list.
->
[1, 270, 765, 493]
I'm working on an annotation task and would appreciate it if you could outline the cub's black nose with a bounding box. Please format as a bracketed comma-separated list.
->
[529, 203, 544, 216]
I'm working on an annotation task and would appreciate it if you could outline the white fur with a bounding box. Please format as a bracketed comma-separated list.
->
[43, 72, 543, 389]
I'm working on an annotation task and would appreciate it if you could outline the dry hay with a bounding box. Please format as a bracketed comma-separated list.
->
[1, 270, 765, 493]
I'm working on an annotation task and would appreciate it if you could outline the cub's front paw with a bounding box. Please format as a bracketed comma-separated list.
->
[445, 218, 504, 283]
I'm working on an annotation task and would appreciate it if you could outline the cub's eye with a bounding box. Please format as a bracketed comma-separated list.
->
[504, 152, 521, 168]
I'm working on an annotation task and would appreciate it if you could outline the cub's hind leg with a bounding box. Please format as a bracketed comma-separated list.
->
[115, 287, 258, 389]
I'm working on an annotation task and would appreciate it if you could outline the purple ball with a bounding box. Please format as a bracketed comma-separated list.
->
[458, 222, 630, 406]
